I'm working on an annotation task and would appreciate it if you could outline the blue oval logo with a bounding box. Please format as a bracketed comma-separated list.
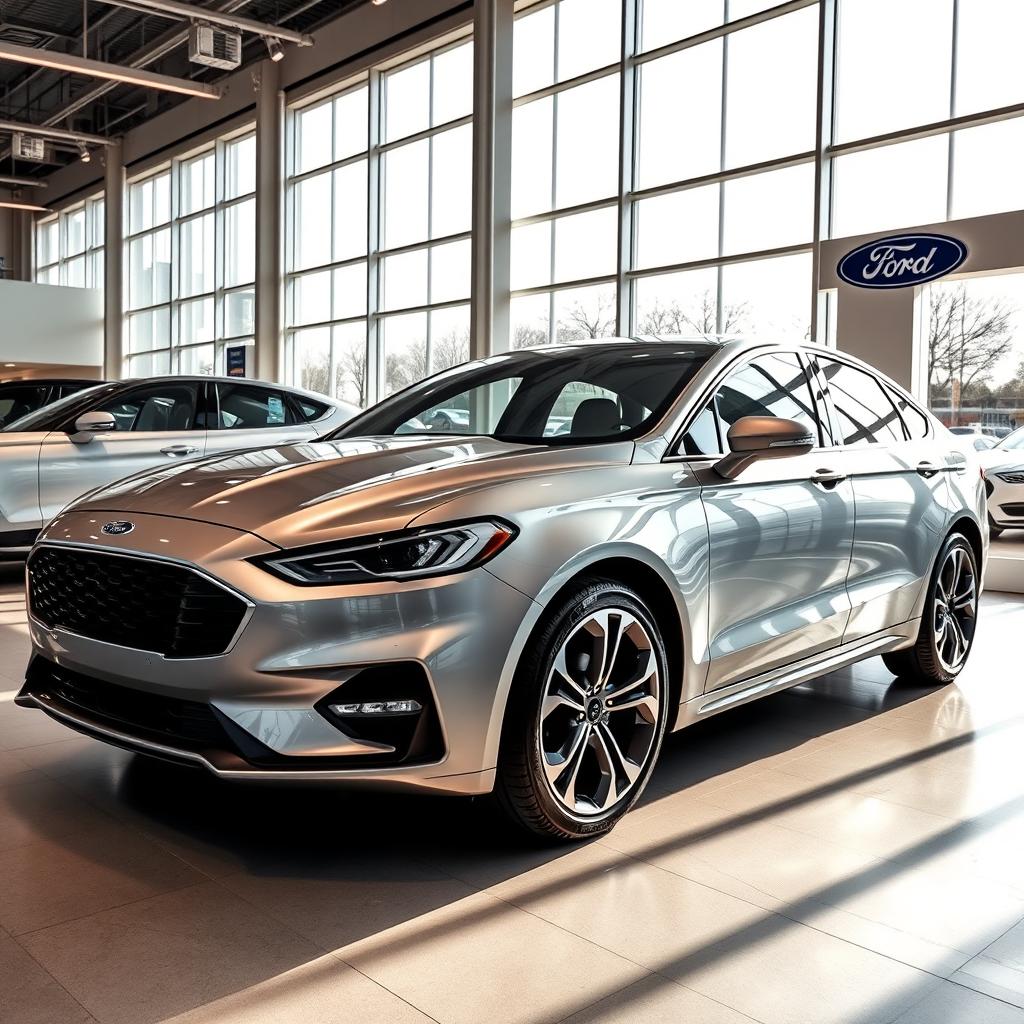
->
[101, 521, 135, 536]
[838, 234, 967, 289]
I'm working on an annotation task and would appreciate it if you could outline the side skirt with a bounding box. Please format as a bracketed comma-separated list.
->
[672, 623, 919, 731]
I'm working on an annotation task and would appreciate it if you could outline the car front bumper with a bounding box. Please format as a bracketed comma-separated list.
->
[986, 471, 1024, 530]
[17, 510, 540, 795]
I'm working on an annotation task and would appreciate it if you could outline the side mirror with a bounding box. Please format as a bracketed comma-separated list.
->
[69, 410, 116, 444]
[714, 415, 814, 480]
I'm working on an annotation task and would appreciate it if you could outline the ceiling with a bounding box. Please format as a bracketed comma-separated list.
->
[0, 0, 367, 179]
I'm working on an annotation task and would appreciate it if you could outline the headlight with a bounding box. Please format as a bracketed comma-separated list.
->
[996, 471, 1024, 485]
[254, 519, 517, 585]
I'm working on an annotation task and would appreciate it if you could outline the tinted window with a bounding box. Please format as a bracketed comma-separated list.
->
[0, 383, 114, 434]
[337, 344, 715, 445]
[817, 358, 904, 446]
[215, 383, 297, 430]
[0, 385, 48, 427]
[96, 383, 199, 432]
[293, 396, 329, 423]
[715, 353, 822, 446]
[888, 389, 930, 440]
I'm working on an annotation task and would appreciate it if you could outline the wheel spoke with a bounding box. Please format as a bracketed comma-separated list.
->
[538, 605, 661, 819]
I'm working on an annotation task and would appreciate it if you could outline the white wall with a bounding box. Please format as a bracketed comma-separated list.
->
[0, 280, 103, 372]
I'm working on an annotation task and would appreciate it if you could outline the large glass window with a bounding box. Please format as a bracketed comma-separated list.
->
[629, 3, 816, 340]
[33, 194, 105, 290]
[285, 36, 474, 406]
[124, 131, 256, 377]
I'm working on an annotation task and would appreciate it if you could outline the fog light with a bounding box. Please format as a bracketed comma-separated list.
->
[329, 700, 422, 716]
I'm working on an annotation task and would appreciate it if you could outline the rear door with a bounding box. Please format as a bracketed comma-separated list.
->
[808, 354, 948, 641]
[37, 380, 207, 522]
[202, 382, 321, 458]
[688, 351, 856, 692]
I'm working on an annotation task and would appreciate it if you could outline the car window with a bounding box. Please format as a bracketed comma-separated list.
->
[543, 381, 650, 438]
[680, 400, 720, 456]
[0, 385, 48, 427]
[714, 353, 822, 447]
[94, 383, 199, 432]
[1000, 428, 1024, 451]
[398, 379, 524, 436]
[817, 358, 905, 446]
[888, 389, 930, 439]
[293, 397, 329, 423]
[214, 383, 297, 430]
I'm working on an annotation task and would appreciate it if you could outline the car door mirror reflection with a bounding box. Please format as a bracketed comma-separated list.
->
[714, 415, 815, 480]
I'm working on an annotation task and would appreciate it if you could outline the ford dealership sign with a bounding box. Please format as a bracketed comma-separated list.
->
[838, 233, 967, 289]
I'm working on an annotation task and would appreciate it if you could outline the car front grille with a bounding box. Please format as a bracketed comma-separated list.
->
[28, 546, 248, 658]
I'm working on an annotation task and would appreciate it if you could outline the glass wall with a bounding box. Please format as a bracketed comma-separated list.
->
[285, 35, 474, 406]
[509, 0, 817, 349]
[34, 194, 105, 290]
[830, 0, 1024, 236]
[124, 130, 256, 376]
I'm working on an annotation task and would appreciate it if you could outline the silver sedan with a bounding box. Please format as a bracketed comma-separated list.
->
[0, 375, 358, 557]
[16, 339, 986, 840]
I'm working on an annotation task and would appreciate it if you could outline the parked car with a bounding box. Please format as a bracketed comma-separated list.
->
[981, 425, 1024, 537]
[949, 423, 1002, 438]
[0, 376, 358, 556]
[0, 378, 102, 428]
[16, 339, 986, 840]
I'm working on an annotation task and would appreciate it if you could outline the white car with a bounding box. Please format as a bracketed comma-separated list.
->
[0, 376, 358, 557]
[981, 425, 1024, 536]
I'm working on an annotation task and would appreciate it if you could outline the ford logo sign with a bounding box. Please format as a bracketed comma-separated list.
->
[101, 521, 135, 536]
[837, 233, 967, 289]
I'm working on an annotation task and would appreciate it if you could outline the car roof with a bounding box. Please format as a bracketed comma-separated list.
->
[112, 376, 343, 406]
[0, 378, 105, 387]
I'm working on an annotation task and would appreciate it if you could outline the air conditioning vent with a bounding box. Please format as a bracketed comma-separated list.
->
[188, 22, 242, 71]
[12, 133, 46, 161]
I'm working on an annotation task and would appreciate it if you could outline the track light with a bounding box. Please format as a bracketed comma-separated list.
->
[78, 142, 91, 163]
[371, 0, 388, 5]
[265, 36, 285, 62]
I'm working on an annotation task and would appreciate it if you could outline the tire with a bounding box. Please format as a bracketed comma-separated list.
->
[495, 578, 671, 841]
[882, 533, 979, 686]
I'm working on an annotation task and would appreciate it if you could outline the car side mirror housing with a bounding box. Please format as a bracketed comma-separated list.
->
[714, 415, 815, 480]
[70, 410, 116, 444]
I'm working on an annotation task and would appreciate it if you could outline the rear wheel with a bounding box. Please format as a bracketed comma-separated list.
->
[496, 580, 670, 841]
[882, 533, 979, 685]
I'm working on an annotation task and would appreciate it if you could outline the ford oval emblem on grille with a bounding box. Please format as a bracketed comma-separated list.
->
[837, 233, 967, 289]
[101, 521, 135, 536]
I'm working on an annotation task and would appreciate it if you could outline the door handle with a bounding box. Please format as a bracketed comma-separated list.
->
[916, 461, 942, 478]
[810, 468, 847, 487]
[160, 445, 199, 457]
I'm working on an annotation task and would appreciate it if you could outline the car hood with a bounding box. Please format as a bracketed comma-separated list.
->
[71, 435, 634, 549]
[980, 448, 1024, 472]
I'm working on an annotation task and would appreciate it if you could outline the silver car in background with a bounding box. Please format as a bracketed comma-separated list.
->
[17, 339, 986, 840]
[981, 425, 1024, 536]
[0, 376, 358, 556]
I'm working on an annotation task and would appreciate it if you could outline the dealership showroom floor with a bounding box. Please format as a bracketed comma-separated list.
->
[3, 556, 1024, 1024]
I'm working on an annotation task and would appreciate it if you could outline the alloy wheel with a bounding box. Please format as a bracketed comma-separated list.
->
[933, 545, 977, 674]
[537, 608, 661, 817]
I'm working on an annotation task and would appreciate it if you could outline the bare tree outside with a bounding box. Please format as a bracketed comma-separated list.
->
[926, 283, 1017, 426]
[636, 289, 748, 336]
[557, 289, 617, 343]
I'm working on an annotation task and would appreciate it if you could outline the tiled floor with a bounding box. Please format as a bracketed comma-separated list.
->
[3, 562, 1024, 1024]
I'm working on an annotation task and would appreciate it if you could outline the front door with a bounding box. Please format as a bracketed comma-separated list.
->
[690, 352, 856, 692]
[37, 380, 207, 523]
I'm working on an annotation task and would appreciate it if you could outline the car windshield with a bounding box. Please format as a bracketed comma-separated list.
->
[329, 344, 717, 445]
[1, 383, 115, 433]
[999, 427, 1024, 451]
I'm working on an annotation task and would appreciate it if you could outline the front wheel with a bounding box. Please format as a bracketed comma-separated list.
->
[496, 580, 670, 841]
[882, 533, 979, 685]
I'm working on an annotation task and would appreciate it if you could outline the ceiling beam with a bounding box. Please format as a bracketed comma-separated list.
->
[94, 0, 315, 45]
[0, 119, 113, 147]
[0, 175, 47, 187]
[0, 39, 222, 99]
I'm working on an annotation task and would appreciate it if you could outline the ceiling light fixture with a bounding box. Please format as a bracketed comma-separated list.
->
[0, 200, 50, 212]
[0, 39, 221, 99]
[372, 0, 389, 5]
[78, 141, 91, 163]
[265, 36, 285, 62]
